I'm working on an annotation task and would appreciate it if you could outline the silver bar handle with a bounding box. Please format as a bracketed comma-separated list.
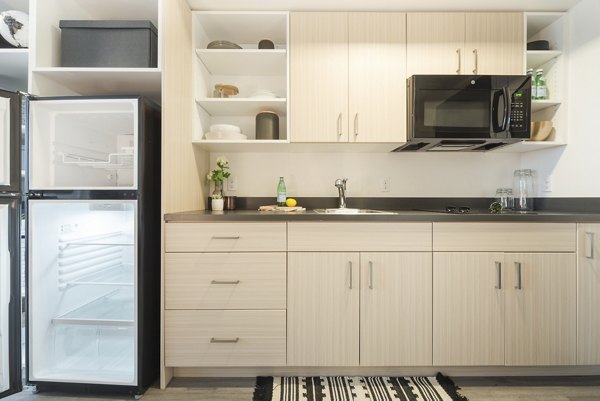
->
[495, 261, 502, 289]
[585, 232, 595, 259]
[348, 261, 353, 289]
[212, 236, 240, 240]
[210, 337, 239, 343]
[456, 48, 461, 74]
[514, 262, 522, 290]
[337, 113, 343, 136]
[369, 261, 373, 289]
[354, 113, 358, 136]
[473, 49, 478, 74]
[211, 280, 240, 285]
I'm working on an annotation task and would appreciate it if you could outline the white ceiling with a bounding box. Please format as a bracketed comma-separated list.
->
[187, 0, 582, 12]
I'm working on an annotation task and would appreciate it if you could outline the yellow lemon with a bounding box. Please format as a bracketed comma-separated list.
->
[286, 198, 297, 207]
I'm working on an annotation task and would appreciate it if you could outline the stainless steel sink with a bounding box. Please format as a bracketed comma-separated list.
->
[313, 208, 397, 215]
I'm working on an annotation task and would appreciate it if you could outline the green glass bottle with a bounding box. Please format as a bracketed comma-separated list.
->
[535, 68, 548, 100]
[527, 68, 537, 99]
[277, 177, 287, 206]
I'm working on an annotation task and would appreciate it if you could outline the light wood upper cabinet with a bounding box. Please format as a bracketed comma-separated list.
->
[407, 13, 466, 76]
[407, 12, 524, 76]
[504, 253, 576, 366]
[360, 252, 432, 366]
[433, 252, 505, 366]
[287, 252, 360, 366]
[349, 13, 406, 143]
[577, 224, 600, 365]
[290, 13, 349, 142]
[465, 13, 525, 75]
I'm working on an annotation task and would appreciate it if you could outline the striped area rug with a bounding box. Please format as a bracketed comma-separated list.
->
[253, 374, 468, 401]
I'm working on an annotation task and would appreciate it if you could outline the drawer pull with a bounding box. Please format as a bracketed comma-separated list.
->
[348, 261, 353, 289]
[212, 236, 240, 240]
[369, 261, 374, 290]
[211, 280, 240, 285]
[585, 232, 594, 259]
[495, 261, 502, 290]
[514, 262, 522, 290]
[210, 337, 239, 343]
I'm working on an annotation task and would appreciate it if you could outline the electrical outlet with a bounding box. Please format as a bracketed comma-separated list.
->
[381, 177, 391, 192]
[227, 176, 237, 191]
[543, 176, 553, 192]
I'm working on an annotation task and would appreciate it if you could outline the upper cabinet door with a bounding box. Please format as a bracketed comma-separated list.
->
[465, 13, 525, 75]
[349, 13, 407, 143]
[407, 13, 465, 76]
[0, 90, 21, 193]
[290, 13, 349, 143]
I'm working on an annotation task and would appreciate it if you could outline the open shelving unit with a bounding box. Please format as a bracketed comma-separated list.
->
[28, 0, 162, 103]
[500, 12, 567, 153]
[191, 11, 290, 147]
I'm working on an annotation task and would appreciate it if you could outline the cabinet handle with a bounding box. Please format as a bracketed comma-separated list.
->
[514, 262, 522, 290]
[212, 236, 240, 240]
[337, 113, 343, 136]
[210, 337, 239, 343]
[473, 49, 478, 74]
[369, 261, 373, 289]
[211, 280, 240, 285]
[495, 261, 502, 290]
[456, 48, 461, 74]
[585, 232, 595, 259]
[354, 113, 359, 136]
[348, 261, 353, 289]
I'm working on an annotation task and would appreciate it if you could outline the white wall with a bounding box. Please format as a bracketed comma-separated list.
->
[521, 0, 600, 197]
[210, 152, 519, 198]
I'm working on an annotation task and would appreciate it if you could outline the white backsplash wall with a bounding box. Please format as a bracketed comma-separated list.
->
[521, 0, 600, 197]
[210, 152, 520, 198]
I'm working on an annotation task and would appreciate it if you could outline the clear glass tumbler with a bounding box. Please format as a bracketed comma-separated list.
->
[513, 169, 535, 211]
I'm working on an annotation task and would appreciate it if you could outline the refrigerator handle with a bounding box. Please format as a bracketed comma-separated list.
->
[27, 192, 43, 199]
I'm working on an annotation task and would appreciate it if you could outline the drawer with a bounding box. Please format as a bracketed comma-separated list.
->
[165, 310, 286, 367]
[165, 222, 286, 252]
[165, 253, 286, 310]
[288, 222, 432, 251]
[433, 223, 576, 252]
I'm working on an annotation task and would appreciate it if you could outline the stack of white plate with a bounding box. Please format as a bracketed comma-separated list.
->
[205, 124, 247, 140]
[249, 90, 278, 99]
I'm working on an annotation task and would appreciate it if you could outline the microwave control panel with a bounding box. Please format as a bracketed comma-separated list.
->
[509, 92, 529, 132]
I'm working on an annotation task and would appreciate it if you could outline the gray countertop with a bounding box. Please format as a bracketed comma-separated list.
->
[164, 209, 600, 223]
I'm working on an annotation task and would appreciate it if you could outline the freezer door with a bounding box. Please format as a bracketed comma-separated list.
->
[0, 90, 22, 193]
[0, 199, 21, 398]
[29, 98, 139, 191]
[28, 199, 137, 386]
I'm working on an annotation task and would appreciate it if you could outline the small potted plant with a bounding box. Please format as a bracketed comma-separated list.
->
[207, 156, 231, 210]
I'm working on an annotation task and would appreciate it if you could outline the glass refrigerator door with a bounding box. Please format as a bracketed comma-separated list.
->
[0, 90, 20, 193]
[28, 200, 137, 386]
[29, 98, 139, 191]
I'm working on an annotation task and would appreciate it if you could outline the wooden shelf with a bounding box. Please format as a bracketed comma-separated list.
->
[31, 68, 161, 103]
[532, 99, 561, 112]
[196, 98, 286, 116]
[195, 49, 287, 76]
[527, 50, 562, 68]
[494, 140, 567, 153]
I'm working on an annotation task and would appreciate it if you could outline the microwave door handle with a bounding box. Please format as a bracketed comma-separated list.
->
[501, 87, 511, 132]
[491, 89, 503, 133]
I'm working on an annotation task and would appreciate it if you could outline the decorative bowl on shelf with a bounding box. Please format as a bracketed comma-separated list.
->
[249, 90, 278, 99]
[204, 131, 247, 141]
[207, 40, 242, 50]
[209, 123, 241, 134]
[530, 121, 553, 141]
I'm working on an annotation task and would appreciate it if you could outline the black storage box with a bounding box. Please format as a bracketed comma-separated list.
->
[59, 20, 158, 68]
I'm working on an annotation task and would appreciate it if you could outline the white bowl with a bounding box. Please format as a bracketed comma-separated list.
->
[210, 124, 241, 134]
[204, 131, 247, 140]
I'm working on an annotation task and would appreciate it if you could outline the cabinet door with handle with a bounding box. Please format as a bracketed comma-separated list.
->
[433, 252, 505, 366]
[505, 253, 576, 366]
[465, 13, 524, 75]
[577, 225, 600, 364]
[288, 252, 359, 366]
[290, 13, 349, 142]
[360, 252, 432, 366]
[349, 13, 407, 143]
[407, 13, 466, 76]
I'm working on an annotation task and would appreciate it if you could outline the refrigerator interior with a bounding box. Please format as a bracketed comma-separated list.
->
[0, 204, 9, 393]
[28, 200, 137, 385]
[0, 97, 10, 187]
[29, 99, 138, 190]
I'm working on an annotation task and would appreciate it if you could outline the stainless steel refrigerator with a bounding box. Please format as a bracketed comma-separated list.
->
[0, 90, 161, 397]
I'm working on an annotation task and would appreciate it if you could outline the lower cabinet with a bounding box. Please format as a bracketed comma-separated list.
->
[433, 252, 576, 366]
[578, 224, 600, 365]
[287, 251, 432, 366]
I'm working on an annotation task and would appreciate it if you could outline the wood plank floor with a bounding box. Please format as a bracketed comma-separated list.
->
[5, 376, 600, 400]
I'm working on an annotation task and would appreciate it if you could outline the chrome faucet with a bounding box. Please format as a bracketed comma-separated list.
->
[335, 178, 348, 209]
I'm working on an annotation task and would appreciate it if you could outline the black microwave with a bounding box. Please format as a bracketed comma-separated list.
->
[396, 75, 531, 152]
